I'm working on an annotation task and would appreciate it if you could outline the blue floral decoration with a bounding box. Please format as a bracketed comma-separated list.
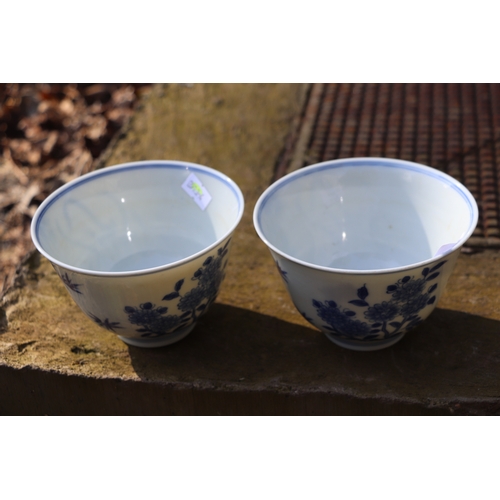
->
[123, 238, 231, 338]
[88, 313, 123, 333]
[275, 260, 288, 283]
[123, 302, 188, 338]
[305, 260, 447, 341]
[60, 272, 83, 294]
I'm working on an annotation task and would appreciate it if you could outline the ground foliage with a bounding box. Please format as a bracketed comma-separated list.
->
[0, 83, 152, 293]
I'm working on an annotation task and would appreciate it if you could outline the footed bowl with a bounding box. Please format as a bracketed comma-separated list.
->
[253, 157, 478, 351]
[31, 160, 244, 348]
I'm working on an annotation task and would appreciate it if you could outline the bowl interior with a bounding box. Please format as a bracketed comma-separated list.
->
[255, 159, 477, 271]
[34, 163, 243, 273]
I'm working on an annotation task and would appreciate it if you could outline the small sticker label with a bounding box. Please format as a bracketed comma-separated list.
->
[434, 243, 456, 258]
[182, 173, 212, 210]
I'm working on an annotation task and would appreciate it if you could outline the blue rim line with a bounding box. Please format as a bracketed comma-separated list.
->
[35, 162, 243, 236]
[32, 161, 244, 277]
[254, 157, 479, 275]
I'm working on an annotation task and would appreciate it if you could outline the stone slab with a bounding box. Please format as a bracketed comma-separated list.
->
[1, 84, 500, 415]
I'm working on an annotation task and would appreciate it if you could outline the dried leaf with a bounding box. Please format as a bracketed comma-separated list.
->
[42, 131, 58, 155]
[17, 183, 41, 214]
[84, 115, 107, 140]
[59, 98, 75, 115]
[0, 83, 152, 291]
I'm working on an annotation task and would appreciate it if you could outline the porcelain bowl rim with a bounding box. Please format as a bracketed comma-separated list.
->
[31, 160, 245, 277]
[253, 157, 479, 275]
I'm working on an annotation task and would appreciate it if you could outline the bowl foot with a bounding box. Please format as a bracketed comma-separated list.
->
[324, 331, 406, 351]
[118, 323, 196, 348]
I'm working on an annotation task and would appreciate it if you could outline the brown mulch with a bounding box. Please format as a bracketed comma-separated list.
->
[0, 83, 153, 293]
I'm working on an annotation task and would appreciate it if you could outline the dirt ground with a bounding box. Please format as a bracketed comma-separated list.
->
[0, 83, 152, 294]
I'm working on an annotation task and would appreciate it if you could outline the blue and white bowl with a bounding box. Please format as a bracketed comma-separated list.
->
[254, 157, 478, 351]
[31, 160, 244, 348]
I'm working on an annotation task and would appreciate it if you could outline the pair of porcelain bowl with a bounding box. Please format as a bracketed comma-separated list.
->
[31, 158, 478, 351]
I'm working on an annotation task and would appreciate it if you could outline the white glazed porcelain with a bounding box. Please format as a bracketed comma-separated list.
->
[254, 157, 478, 351]
[31, 160, 244, 348]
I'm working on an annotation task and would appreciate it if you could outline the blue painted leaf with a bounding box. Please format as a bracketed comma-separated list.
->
[180, 311, 191, 319]
[428, 283, 438, 293]
[389, 321, 402, 328]
[402, 276, 411, 283]
[157, 307, 168, 314]
[407, 315, 418, 321]
[142, 302, 153, 310]
[193, 269, 202, 278]
[327, 300, 337, 308]
[407, 318, 422, 328]
[357, 284, 369, 300]
[220, 239, 231, 253]
[174, 279, 184, 292]
[344, 310, 356, 317]
[422, 267, 430, 276]
[427, 296, 436, 305]
[312, 299, 322, 308]
[386, 285, 397, 293]
[203, 256, 213, 266]
[301, 312, 313, 322]
[349, 300, 369, 307]
[430, 261, 446, 273]
[136, 328, 149, 333]
[124, 306, 135, 313]
[371, 323, 382, 328]
[370, 329, 381, 334]
[197, 304, 207, 312]
[426, 272, 440, 281]
[163, 292, 180, 301]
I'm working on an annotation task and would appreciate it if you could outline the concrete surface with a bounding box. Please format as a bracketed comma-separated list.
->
[1, 83, 500, 415]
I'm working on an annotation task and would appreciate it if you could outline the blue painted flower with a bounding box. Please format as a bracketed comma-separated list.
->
[314, 300, 372, 338]
[123, 239, 232, 337]
[387, 276, 426, 302]
[340, 319, 373, 338]
[364, 301, 399, 323]
[400, 293, 430, 317]
[309, 261, 448, 341]
[196, 254, 225, 298]
[124, 302, 183, 338]
[178, 285, 207, 312]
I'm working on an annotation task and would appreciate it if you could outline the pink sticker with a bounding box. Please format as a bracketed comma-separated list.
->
[434, 243, 456, 257]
